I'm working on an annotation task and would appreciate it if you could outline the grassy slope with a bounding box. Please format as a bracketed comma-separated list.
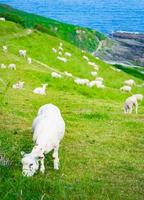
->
[0, 21, 144, 200]
[0, 4, 106, 53]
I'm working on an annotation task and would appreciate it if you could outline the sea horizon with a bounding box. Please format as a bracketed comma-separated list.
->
[0, 0, 144, 34]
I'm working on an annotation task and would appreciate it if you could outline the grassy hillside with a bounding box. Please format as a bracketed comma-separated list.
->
[0, 4, 106, 53]
[0, 20, 144, 200]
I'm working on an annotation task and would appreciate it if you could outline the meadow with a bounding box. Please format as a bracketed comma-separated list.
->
[0, 20, 144, 200]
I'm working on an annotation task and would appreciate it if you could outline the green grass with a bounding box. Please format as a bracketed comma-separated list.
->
[0, 4, 106, 53]
[0, 20, 144, 200]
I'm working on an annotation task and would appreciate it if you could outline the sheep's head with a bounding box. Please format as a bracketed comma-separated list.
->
[21, 152, 39, 177]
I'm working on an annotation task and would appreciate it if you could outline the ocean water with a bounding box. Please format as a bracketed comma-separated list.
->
[0, 0, 144, 34]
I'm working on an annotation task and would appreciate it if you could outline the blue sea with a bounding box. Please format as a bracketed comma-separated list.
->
[0, 0, 144, 34]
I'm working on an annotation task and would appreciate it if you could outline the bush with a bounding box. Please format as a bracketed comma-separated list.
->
[34, 24, 56, 36]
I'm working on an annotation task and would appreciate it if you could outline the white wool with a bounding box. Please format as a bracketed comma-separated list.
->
[12, 81, 24, 89]
[21, 104, 65, 177]
[33, 84, 48, 95]
[60, 42, 63, 47]
[87, 80, 105, 88]
[120, 85, 132, 92]
[27, 29, 33, 34]
[57, 56, 67, 63]
[91, 71, 97, 77]
[83, 55, 89, 61]
[88, 62, 99, 70]
[0, 64, 6, 69]
[52, 48, 57, 53]
[27, 57, 32, 64]
[58, 51, 62, 56]
[64, 52, 72, 57]
[51, 72, 62, 78]
[124, 94, 143, 114]
[19, 49, 27, 57]
[2, 45, 8, 53]
[8, 64, 16, 70]
[124, 79, 135, 86]
[74, 78, 89, 85]
[0, 17, 5, 21]
[58, 47, 63, 51]
[64, 71, 72, 77]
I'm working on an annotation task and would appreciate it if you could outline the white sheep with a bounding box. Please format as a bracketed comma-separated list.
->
[0, 17, 5, 21]
[1, 64, 6, 69]
[88, 62, 99, 70]
[120, 85, 132, 92]
[27, 57, 32, 64]
[91, 71, 97, 77]
[8, 64, 16, 70]
[83, 55, 89, 61]
[58, 51, 63, 56]
[57, 56, 67, 63]
[74, 78, 89, 85]
[2, 46, 8, 53]
[21, 104, 65, 177]
[52, 48, 57, 53]
[60, 42, 63, 47]
[87, 80, 105, 88]
[33, 84, 48, 95]
[58, 47, 63, 51]
[124, 79, 135, 86]
[51, 72, 62, 78]
[64, 71, 72, 77]
[19, 49, 27, 57]
[124, 94, 143, 114]
[12, 81, 24, 89]
[64, 52, 72, 57]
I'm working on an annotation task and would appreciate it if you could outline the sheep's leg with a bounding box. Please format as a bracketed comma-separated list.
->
[53, 145, 59, 170]
[40, 157, 45, 173]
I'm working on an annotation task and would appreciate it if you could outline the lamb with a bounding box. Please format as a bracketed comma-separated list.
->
[2, 46, 8, 53]
[57, 56, 67, 63]
[19, 49, 27, 57]
[21, 104, 65, 177]
[52, 48, 57, 53]
[8, 64, 16, 70]
[83, 55, 89, 61]
[0, 17, 5, 21]
[64, 52, 72, 57]
[12, 81, 24, 89]
[27, 57, 32, 64]
[33, 84, 48, 95]
[120, 85, 132, 92]
[64, 71, 72, 77]
[124, 94, 143, 114]
[51, 72, 62, 78]
[74, 78, 89, 85]
[91, 71, 97, 77]
[0, 64, 6, 69]
[124, 79, 135, 86]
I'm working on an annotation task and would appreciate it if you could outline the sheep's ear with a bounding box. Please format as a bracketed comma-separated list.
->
[21, 151, 25, 156]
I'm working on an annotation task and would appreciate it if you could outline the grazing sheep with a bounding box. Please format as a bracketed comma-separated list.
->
[83, 55, 89, 61]
[21, 104, 65, 177]
[0, 17, 5, 21]
[12, 81, 24, 89]
[87, 80, 105, 88]
[27, 57, 32, 64]
[8, 64, 16, 70]
[57, 56, 67, 63]
[33, 84, 48, 95]
[74, 78, 89, 85]
[124, 79, 135, 86]
[60, 42, 63, 47]
[51, 72, 62, 78]
[58, 51, 63, 56]
[64, 71, 72, 77]
[124, 94, 143, 114]
[64, 52, 72, 57]
[58, 47, 63, 51]
[120, 85, 132, 92]
[1, 64, 6, 69]
[52, 48, 57, 53]
[91, 71, 97, 77]
[88, 62, 99, 70]
[27, 29, 33, 34]
[19, 49, 27, 57]
[2, 46, 8, 53]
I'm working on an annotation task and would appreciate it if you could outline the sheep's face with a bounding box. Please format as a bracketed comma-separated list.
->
[21, 153, 39, 177]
